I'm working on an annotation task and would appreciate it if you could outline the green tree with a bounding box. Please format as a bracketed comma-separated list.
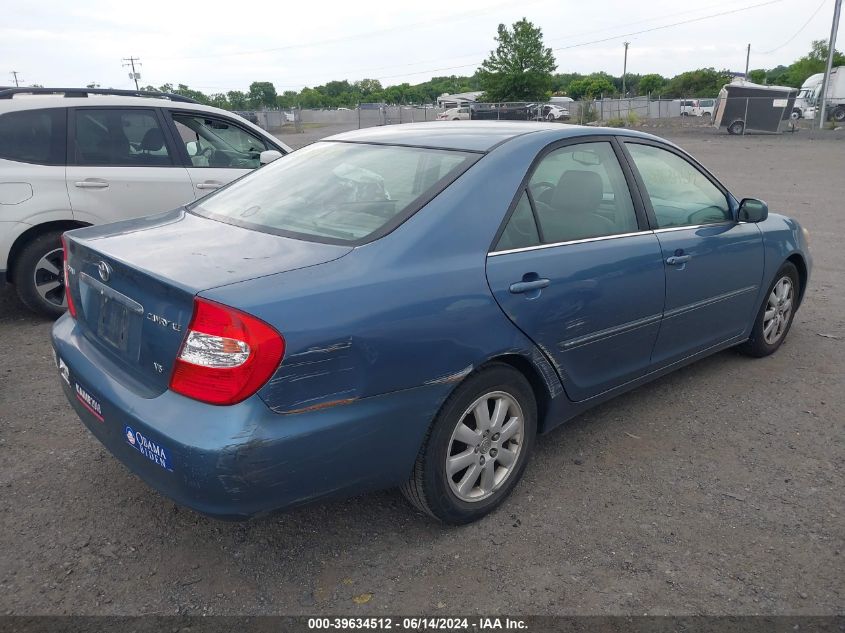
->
[664, 68, 730, 97]
[780, 40, 845, 87]
[354, 78, 383, 97]
[226, 90, 249, 109]
[748, 69, 767, 84]
[567, 76, 615, 100]
[248, 81, 278, 109]
[638, 73, 666, 96]
[478, 18, 556, 102]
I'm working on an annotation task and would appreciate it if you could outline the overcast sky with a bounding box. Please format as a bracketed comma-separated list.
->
[3, 0, 841, 93]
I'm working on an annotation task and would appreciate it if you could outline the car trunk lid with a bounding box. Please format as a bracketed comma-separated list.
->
[63, 209, 352, 395]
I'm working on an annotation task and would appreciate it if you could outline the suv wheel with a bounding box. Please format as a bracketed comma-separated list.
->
[13, 230, 68, 319]
[401, 364, 537, 524]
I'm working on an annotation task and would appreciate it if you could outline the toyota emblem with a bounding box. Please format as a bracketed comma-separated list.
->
[97, 261, 112, 282]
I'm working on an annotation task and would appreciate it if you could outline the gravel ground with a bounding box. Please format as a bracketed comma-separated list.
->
[0, 126, 842, 616]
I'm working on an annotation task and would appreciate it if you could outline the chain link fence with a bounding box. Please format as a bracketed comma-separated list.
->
[242, 96, 843, 149]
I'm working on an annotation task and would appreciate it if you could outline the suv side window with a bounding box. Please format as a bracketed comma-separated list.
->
[626, 143, 730, 228]
[73, 109, 172, 166]
[171, 113, 269, 169]
[0, 108, 66, 165]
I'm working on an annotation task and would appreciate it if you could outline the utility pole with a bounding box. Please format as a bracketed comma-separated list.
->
[122, 57, 141, 90]
[622, 42, 630, 96]
[745, 43, 751, 79]
[819, 0, 842, 126]
[10, 71, 21, 87]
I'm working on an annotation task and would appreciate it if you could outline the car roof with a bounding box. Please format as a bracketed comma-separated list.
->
[0, 94, 235, 115]
[324, 121, 665, 152]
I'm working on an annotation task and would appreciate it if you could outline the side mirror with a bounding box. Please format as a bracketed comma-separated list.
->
[186, 141, 198, 157]
[259, 150, 283, 165]
[738, 198, 768, 223]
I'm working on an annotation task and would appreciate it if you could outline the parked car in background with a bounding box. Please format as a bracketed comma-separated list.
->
[693, 98, 716, 118]
[538, 103, 570, 121]
[470, 103, 536, 120]
[437, 106, 470, 121]
[53, 121, 810, 524]
[679, 99, 697, 116]
[0, 87, 290, 317]
[234, 110, 259, 125]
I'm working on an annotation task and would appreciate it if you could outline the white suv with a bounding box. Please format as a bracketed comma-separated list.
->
[0, 87, 291, 317]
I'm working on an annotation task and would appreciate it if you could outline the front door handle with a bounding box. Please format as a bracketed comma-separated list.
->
[509, 278, 550, 294]
[666, 255, 691, 265]
[196, 181, 223, 190]
[74, 179, 109, 189]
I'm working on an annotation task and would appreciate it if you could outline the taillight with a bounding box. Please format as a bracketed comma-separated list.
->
[61, 235, 77, 319]
[169, 298, 285, 405]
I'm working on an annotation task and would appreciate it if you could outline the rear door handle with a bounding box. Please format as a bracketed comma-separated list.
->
[666, 255, 691, 265]
[74, 179, 109, 189]
[196, 181, 223, 190]
[509, 278, 550, 294]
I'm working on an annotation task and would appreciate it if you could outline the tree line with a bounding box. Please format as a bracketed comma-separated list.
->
[139, 19, 842, 111]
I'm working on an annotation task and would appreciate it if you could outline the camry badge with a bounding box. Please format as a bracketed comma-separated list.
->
[97, 261, 112, 282]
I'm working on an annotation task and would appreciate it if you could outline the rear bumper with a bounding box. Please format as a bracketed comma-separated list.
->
[52, 314, 450, 519]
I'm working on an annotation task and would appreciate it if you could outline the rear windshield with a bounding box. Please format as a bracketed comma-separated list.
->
[190, 141, 477, 244]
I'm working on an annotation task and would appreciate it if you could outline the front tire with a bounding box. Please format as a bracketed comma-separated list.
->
[738, 262, 799, 357]
[401, 364, 537, 524]
[12, 230, 68, 319]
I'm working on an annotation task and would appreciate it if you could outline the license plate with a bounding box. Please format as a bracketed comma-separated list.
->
[97, 295, 130, 352]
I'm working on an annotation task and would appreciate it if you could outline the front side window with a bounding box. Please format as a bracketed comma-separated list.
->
[0, 108, 66, 165]
[172, 113, 269, 169]
[74, 109, 171, 166]
[626, 143, 730, 228]
[192, 141, 474, 243]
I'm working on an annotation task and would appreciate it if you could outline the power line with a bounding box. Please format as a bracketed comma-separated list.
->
[10, 71, 22, 87]
[252, 0, 784, 88]
[147, 0, 539, 61]
[758, 0, 828, 54]
[362, 0, 785, 82]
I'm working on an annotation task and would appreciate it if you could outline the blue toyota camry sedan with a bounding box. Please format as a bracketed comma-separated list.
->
[52, 122, 811, 524]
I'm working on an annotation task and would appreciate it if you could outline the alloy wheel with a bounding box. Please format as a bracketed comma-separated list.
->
[763, 276, 793, 345]
[33, 247, 67, 309]
[445, 391, 524, 502]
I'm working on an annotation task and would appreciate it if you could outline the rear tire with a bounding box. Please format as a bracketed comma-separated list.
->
[12, 230, 68, 319]
[738, 262, 799, 358]
[832, 107, 845, 123]
[401, 364, 537, 524]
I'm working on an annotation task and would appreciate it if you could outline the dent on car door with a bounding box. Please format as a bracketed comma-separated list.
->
[623, 141, 764, 366]
[485, 139, 665, 402]
[167, 112, 273, 197]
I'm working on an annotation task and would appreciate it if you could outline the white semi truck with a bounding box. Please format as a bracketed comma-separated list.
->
[792, 67, 845, 122]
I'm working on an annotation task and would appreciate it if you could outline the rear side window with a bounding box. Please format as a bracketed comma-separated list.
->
[0, 108, 66, 165]
[191, 141, 476, 244]
[73, 109, 172, 166]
